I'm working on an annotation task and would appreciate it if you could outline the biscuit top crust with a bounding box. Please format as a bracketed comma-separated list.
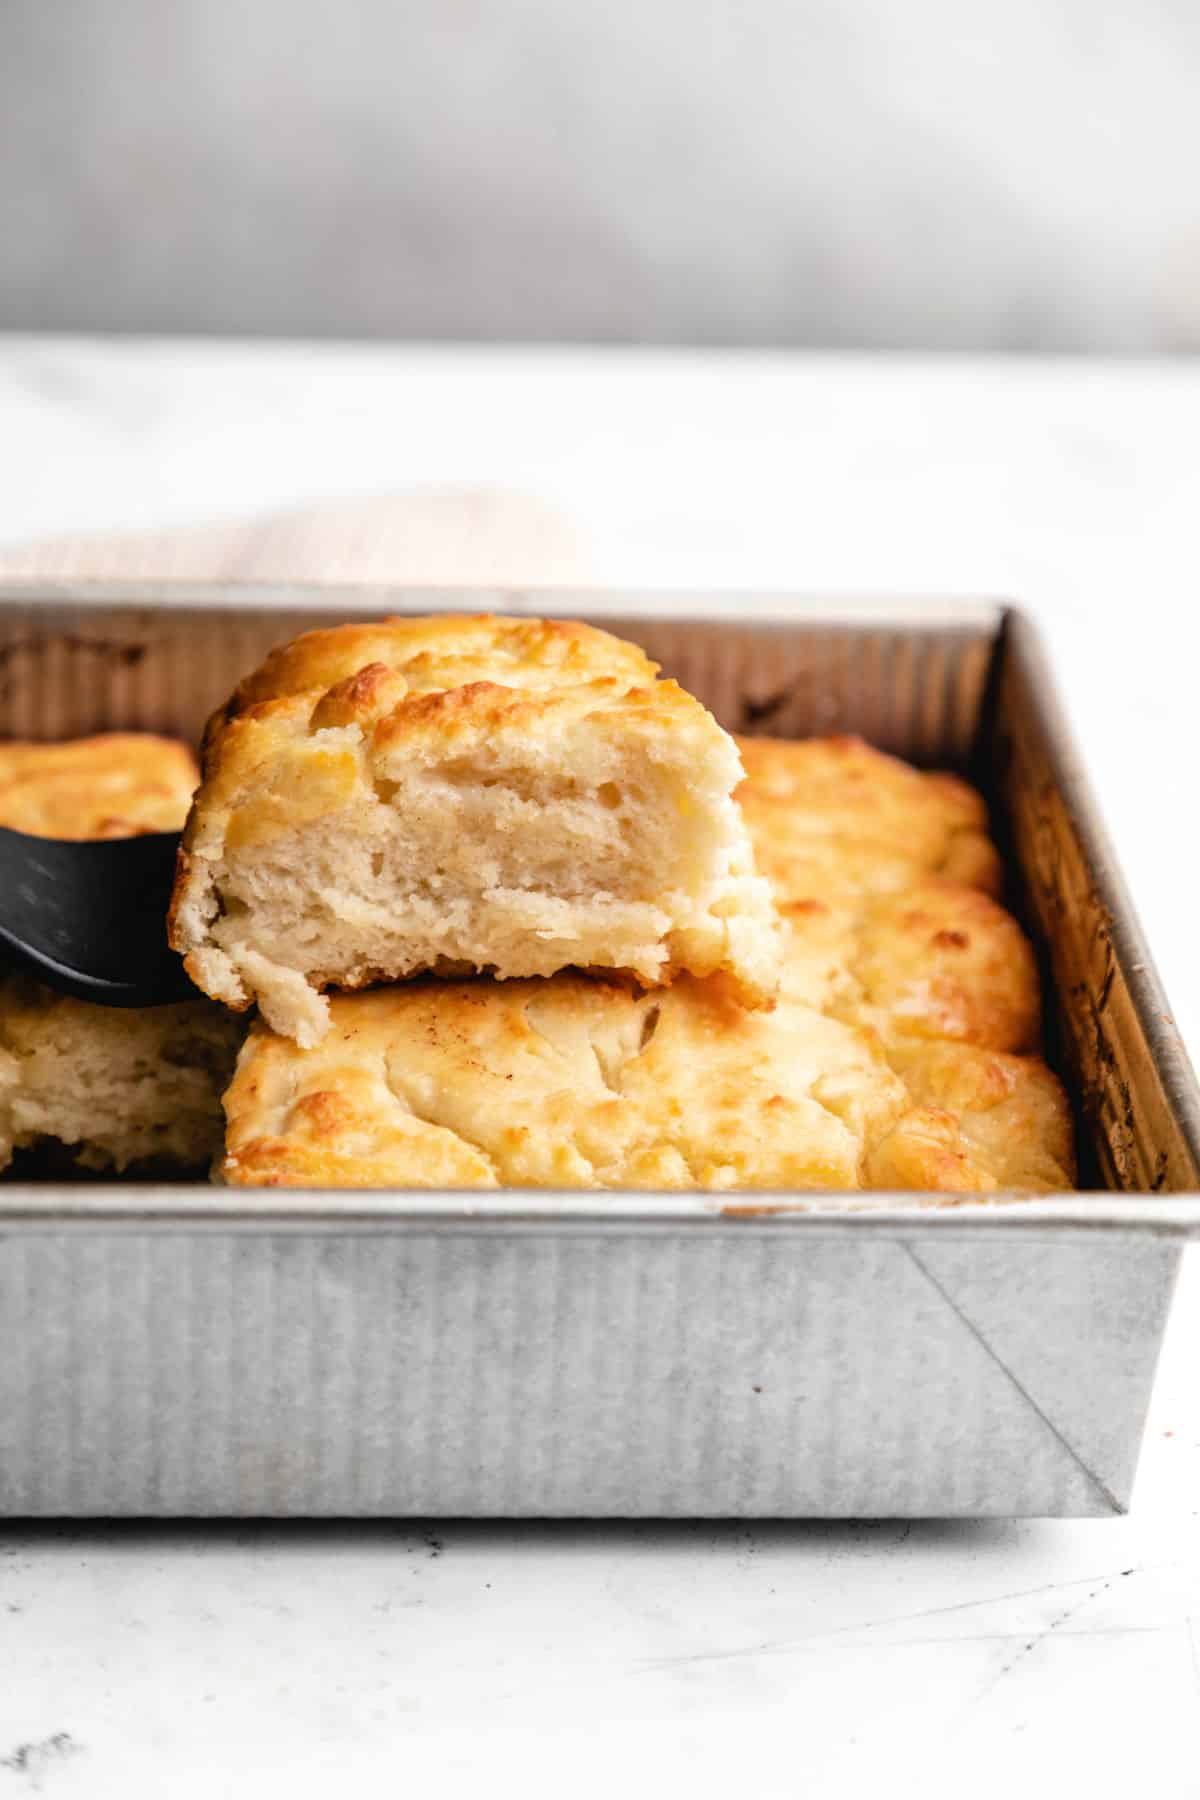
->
[0, 734, 199, 839]
[195, 613, 690, 805]
[220, 974, 907, 1191]
[735, 734, 1002, 897]
[223, 613, 658, 721]
[189, 613, 741, 858]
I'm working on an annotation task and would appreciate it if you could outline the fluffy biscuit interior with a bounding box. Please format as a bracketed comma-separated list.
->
[173, 616, 779, 1045]
[0, 982, 241, 1173]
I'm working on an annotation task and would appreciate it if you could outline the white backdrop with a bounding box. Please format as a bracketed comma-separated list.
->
[3, 0, 1199, 347]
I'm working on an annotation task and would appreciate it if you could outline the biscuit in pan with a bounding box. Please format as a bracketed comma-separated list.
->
[0, 733, 199, 840]
[220, 976, 912, 1191]
[735, 734, 1002, 901]
[0, 734, 242, 1174]
[220, 968, 1072, 1194]
[741, 735, 1071, 1190]
[221, 727, 1074, 1196]
[866, 1041, 1075, 1194]
[169, 614, 780, 1047]
[778, 880, 1040, 1054]
[0, 977, 242, 1173]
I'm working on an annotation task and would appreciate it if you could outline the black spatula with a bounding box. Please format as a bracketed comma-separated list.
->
[0, 826, 196, 1006]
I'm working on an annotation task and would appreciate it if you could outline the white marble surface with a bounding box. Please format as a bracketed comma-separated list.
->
[0, 338, 1197, 1797]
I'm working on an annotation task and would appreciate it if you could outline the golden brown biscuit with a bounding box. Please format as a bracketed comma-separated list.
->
[222, 725, 1073, 1198]
[738, 735, 1070, 1193]
[773, 883, 1039, 1046]
[735, 735, 1002, 902]
[171, 614, 780, 1047]
[220, 973, 1071, 1197]
[0, 735, 242, 1173]
[0, 734, 199, 839]
[221, 977, 911, 1191]
[832, 881, 1040, 1054]
[866, 1043, 1075, 1193]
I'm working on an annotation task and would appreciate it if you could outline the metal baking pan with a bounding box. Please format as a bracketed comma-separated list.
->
[0, 583, 1196, 1519]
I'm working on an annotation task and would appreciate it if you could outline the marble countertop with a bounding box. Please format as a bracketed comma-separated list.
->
[0, 338, 1196, 1798]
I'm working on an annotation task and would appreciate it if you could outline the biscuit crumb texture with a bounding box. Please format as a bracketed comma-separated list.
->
[0, 981, 242, 1172]
[0, 733, 243, 1174]
[170, 615, 779, 1045]
[222, 735, 1074, 1195]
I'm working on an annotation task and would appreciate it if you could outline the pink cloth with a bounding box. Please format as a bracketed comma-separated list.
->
[0, 488, 589, 587]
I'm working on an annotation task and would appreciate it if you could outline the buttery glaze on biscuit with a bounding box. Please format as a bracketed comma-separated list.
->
[170, 614, 780, 1046]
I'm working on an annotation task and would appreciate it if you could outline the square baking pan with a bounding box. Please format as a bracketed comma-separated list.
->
[0, 583, 1196, 1519]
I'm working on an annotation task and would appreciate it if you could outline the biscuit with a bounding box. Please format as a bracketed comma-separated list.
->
[221, 730, 1074, 1197]
[0, 733, 199, 840]
[741, 736, 1072, 1192]
[220, 976, 912, 1191]
[780, 881, 1040, 1054]
[735, 734, 1002, 900]
[866, 1042, 1075, 1193]
[0, 735, 242, 1174]
[0, 978, 242, 1173]
[221, 967, 1072, 1194]
[170, 615, 780, 1047]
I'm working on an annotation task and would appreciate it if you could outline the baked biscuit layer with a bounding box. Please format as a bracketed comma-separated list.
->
[0, 733, 198, 840]
[170, 614, 779, 1047]
[221, 975, 910, 1191]
[221, 726, 1073, 1195]
[740, 736, 1073, 1194]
